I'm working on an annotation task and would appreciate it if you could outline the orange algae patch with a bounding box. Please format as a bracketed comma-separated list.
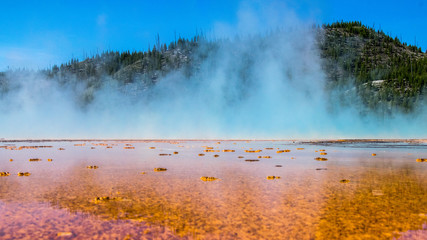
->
[200, 176, 220, 181]
[1, 145, 53, 150]
[92, 196, 124, 204]
[277, 150, 290, 153]
[29, 158, 41, 162]
[153, 168, 167, 172]
[372, 153, 377, 156]
[57, 232, 72, 237]
[266, 176, 281, 180]
[204, 149, 219, 152]
[0, 172, 10, 176]
[124, 147, 135, 149]
[245, 150, 262, 153]
[17, 172, 31, 176]
[198, 154, 205, 156]
[320, 152, 327, 155]
[416, 158, 426, 162]
[245, 159, 259, 162]
[296, 148, 304, 150]
[86, 166, 99, 169]
[223, 149, 235, 152]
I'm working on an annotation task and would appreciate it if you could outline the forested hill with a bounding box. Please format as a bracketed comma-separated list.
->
[320, 21, 426, 113]
[1, 21, 426, 113]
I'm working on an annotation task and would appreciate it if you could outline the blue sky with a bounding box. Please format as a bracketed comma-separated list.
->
[1, 0, 426, 70]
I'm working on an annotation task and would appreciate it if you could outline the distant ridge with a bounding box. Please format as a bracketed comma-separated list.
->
[1, 21, 426, 113]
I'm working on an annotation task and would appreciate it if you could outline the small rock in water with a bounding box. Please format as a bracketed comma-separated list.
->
[266, 176, 281, 180]
[340, 179, 350, 183]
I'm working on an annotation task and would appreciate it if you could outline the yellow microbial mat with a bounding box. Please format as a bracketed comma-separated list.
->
[0, 139, 426, 239]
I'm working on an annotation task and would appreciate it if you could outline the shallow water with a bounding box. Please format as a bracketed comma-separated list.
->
[0, 140, 426, 239]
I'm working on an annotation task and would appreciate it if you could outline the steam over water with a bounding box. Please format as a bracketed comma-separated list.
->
[0, 14, 426, 139]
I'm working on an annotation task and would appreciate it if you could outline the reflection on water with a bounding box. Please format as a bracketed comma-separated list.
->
[0, 140, 426, 239]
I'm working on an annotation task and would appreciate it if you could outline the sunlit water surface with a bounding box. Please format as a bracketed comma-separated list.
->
[0, 140, 426, 239]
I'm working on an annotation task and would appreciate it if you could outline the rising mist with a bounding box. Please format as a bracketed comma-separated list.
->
[0, 4, 426, 139]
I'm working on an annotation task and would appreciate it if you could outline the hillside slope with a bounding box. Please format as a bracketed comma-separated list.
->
[0, 21, 426, 114]
[319, 21, 426, 113]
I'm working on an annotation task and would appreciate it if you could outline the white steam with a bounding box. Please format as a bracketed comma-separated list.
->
[0, 3, 426, 139]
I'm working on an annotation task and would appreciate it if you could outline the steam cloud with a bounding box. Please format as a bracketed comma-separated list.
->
[0, 3, 426, 139]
